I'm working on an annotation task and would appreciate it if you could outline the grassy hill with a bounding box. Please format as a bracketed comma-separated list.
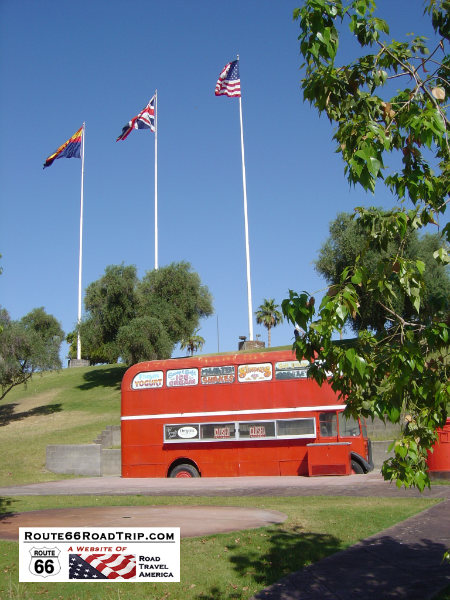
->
[0, 364, 126, 487]
[0, 349, 292, 488]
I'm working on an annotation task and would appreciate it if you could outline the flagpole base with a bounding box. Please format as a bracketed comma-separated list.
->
[238, 340, 265, 351]
[68, 359, 90, 368]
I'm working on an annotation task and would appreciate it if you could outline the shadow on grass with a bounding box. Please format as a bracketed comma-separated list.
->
[248, 535, 450, 600]
[195, 528, 340, 600]
[0, 403, 62, 427]
[0, 497, 16, 520]
[77, 366, 127, 391]
[194, 530, 450, 600]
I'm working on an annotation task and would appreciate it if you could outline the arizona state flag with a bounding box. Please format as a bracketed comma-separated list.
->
[43, 127, 83, 169]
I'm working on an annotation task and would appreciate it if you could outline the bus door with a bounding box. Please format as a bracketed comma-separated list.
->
[337, 412, 372, 470]
[317, 411, 338, 442]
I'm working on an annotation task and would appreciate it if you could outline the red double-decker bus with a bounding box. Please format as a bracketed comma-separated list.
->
[121, 349, 373, 478]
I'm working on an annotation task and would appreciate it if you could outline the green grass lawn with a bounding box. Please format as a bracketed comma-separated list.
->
[1, 365, 447, 599]
[0, 365, 125, 487]
[0, 494, 438, 600]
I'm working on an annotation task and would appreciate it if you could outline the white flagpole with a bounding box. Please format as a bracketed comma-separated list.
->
[77, 123, 85, 360]
[154, 90, 158, 270]
[237, 57, 254, 341]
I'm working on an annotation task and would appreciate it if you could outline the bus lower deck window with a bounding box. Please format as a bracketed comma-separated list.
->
[277, 419, 315, 437]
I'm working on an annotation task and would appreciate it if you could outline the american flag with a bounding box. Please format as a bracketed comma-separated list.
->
[116, 95, 156, 141]
[69, 554, 136, 580]
[215, 60, 241, 97]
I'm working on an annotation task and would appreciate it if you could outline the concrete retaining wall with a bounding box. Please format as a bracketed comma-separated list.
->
[46, 445, 122, 477]
[94, 425, 121, 447]
[46, 444, 102, 476]
[366, 419, 401, 441]
[371, 440, 394, 470]
[46, 424, 122, 477]
[101, 449, 121, 476]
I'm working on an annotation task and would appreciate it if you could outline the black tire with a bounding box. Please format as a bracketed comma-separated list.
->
[169, 464, 200, 478]
[351, 460, 364, 474]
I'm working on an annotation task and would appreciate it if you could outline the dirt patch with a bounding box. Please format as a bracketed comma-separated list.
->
[0, 506, 287, 540]
[12, 389, 59, 414]
[1, 411, 100, 437]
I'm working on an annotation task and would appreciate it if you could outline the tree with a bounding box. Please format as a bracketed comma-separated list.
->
[0, 307, 64, 401]
[315, 212, 450, 333]
[75, 264, 138, 364]
[116, 316, 174, 365]
[180, 330, 205, 356]
[283, 0, 449, 490]
[137, 262, 213, 344]
[72, 261, 213, 365]
[255, 299, 284, 347]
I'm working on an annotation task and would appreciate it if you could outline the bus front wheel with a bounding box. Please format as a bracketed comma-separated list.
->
[351, 460, 364, 474]
[169, 464, 200, 478]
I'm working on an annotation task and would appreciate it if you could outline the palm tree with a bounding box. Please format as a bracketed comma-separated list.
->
[255, 299, 283, 347]
[180, 330, 205, 356]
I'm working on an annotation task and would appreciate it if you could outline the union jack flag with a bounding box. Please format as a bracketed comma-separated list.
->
[69, 554, 136, 580]
[116, 95, 156, 141]
[215, 60, 241, 98]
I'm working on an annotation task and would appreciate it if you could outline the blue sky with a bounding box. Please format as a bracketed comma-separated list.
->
[0, 0, 441, 362]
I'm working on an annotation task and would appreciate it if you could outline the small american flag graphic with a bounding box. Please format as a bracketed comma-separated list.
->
[215, 60, 241, 97]
[69, 554, 136, 580]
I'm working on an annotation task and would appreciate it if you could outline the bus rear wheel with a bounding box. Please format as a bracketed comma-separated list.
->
[169, 464, 200, 478]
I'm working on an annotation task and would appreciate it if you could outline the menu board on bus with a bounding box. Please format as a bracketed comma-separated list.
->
[237, 363, 272, 383]
[275, 360, 310, 380]
[132, 370, 164, 390]
[166, 368, 198, 387]
[200, 366, 235, 385]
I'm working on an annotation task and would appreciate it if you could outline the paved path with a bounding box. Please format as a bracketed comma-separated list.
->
[1, 473, 449, 598]
[252, 499, 450, 600]
[1, 472, 449, 498]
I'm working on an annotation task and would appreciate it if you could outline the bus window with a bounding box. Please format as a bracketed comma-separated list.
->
[319, 412, 337, 437]
[239, 421, 276, 439]
[338, 413, 361, 437]
[277, 418, 315, 437]
[201, 423, 236, 441]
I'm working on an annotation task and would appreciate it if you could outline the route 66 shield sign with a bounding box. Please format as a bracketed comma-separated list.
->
[29, 547, 61, 578]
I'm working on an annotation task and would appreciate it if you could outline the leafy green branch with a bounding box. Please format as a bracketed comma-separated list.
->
[287, 0, 449, 489]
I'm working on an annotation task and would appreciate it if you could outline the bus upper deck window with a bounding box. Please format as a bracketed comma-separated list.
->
[319, 412, 337, 437]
